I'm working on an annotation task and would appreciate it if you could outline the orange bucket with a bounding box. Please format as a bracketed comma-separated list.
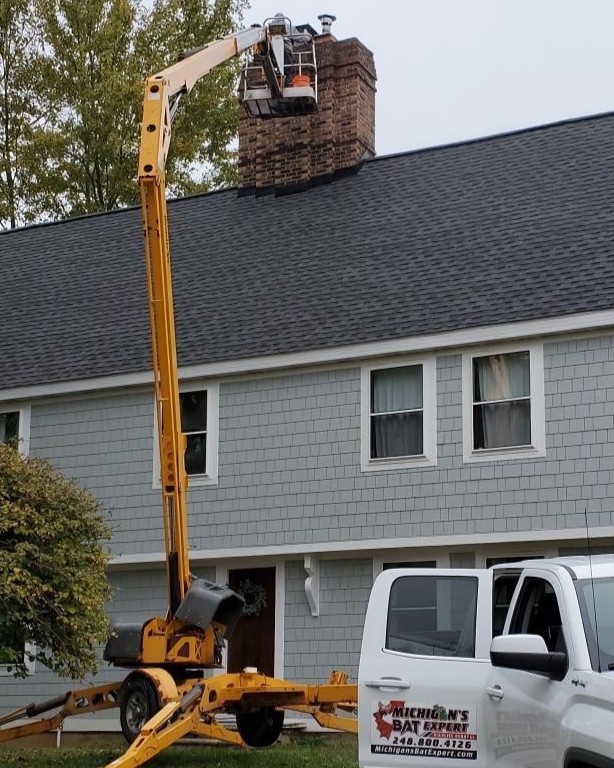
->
[291, 74, 311, 88]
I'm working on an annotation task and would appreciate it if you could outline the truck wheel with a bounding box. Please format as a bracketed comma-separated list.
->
[120, 675, 160, 743]
[236, 707, 284, 747]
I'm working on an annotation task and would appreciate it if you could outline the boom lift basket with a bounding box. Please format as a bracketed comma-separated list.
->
[240, 17, 318, 118]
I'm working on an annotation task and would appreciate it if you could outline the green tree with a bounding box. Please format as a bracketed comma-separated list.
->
[33, 0, 246, 218]
[140, 0, 248, 195]
[0, 1, 49, 228]
[0, 443, 111, 678]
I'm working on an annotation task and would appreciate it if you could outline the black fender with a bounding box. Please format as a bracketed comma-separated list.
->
[564, 748, 614, 768]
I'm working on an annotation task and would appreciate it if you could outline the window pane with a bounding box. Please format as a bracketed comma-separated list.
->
[510, 578, 566, 654]
[184, 433, 207, 475]
[473, 400, 531, 449]
[576, 578, 614, 671]
[371, 412, 423, 459]
[180, 391, 207, 433]
[0, 412, 19, 445]
[371, 365, 422, 413]
[386, 575, 478, 658]
[473, 352, 530, 402]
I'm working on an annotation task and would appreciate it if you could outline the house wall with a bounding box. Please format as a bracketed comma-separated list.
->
[1, 331, 613, 720]
[284, 558, 372, 683]
[23, 333, 614, 557]
[208, 334, 612, 543]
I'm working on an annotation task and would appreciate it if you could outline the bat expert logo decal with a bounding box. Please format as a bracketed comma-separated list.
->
[371, 699, 478, 761]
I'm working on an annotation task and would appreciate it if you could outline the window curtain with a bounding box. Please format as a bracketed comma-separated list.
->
[473, 353, 530, 449]
[371, 366, 423, 458]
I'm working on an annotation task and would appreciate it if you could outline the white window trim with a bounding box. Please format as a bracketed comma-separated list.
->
[462, 341, 545, 464]
[152, 383, 219, 488]
[361, 357, 437, 472]
[0, 403, 30, 456]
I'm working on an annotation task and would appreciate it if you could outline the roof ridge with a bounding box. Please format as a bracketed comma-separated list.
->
[368, 109, 614, 164]
[3, 109, 614, 235]
[0, 184, 237, 236]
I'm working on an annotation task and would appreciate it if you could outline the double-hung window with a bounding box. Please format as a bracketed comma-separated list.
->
[153, 385, 219, 487]
[0, 642, 36, 677]
[463, 343, 545, 462]
[361, 359, 436, 470]
[180, 391, 208, 476]
[0, 411, 19, 445]
[0, 405, 30, 455]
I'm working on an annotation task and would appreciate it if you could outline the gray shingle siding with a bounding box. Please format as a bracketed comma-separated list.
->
[285, 559, 371, 683]
[21, 332, 614, 556]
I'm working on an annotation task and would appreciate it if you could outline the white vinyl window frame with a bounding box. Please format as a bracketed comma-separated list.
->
[361, 357, 437, 472]
[0, 404, 34, 675]
[152, 382, 219, 488]
[462, 341, 545, 463]
[0, 403, 31, 456]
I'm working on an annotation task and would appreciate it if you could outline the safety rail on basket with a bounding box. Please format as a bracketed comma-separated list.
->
[240, 17, 318, 118]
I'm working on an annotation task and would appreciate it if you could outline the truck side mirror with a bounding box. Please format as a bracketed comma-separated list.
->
[490, 634, 568, 681]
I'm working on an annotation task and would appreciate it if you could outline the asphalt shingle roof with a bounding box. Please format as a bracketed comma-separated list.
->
[3, 112, 614, 391]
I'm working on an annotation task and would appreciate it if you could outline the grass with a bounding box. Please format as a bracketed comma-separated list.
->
[0, 734, 358, 768]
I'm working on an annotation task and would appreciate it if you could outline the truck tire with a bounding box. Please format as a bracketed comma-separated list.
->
[236, 707, 284, 747]
[119, 675, 160, 743]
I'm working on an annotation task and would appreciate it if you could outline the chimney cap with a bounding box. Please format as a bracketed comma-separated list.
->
[317, 14, 336, 35]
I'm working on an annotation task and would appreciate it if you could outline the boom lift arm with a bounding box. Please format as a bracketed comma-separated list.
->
[139, 24, 267, 620]
[105, 20, 317, 672]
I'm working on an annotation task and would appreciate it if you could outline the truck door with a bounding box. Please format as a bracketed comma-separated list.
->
[359, 568, 493, 767]
[486, 568, 571, 767]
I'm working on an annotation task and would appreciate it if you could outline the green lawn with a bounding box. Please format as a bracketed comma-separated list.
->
[0, 735, 358, 768]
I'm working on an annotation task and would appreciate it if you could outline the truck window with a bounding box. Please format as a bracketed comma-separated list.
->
[575, 577, 614, 671]
[492, 573, 520, 637]
[509, 577, 567, 653]
[386, 575, 478, 658]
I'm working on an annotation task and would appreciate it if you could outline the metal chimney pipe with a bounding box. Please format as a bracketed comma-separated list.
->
[317, 14, 336, 35]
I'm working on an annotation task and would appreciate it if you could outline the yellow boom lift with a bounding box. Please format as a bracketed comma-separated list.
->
[0, 15, 357, 767]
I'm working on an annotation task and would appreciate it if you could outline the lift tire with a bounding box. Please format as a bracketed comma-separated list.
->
[236, 707, 285, 747]
[119, 675, 160, 744]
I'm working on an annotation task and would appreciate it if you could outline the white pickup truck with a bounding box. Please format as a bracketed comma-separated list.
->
[358, 556, 614, 768]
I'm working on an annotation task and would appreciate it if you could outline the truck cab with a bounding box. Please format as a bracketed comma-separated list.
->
[358, 557, 614, 768]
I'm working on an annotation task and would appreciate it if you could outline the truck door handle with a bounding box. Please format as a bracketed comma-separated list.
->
[485, 685, 504, 700]
[365, 678, 411, 690]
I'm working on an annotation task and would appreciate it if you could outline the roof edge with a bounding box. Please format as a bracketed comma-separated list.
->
[2, 308, 613, 404]
[369, 108, 614, 165]
[4, 110, 614, 236]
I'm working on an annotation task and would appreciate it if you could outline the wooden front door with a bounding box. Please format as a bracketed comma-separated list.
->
[227, 567, 276, 676]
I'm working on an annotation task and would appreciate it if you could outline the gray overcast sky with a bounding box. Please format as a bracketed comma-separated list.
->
[244, 0, 614, 156]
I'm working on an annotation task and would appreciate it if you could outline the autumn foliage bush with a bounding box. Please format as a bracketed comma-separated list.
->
[0, 443, 111, 678]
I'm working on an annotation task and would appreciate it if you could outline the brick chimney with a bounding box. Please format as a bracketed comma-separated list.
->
[238, 30, 377, 193]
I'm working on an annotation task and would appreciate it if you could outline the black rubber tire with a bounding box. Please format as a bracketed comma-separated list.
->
[236, 707, 285, 747]
[119, 675, 160, 744]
